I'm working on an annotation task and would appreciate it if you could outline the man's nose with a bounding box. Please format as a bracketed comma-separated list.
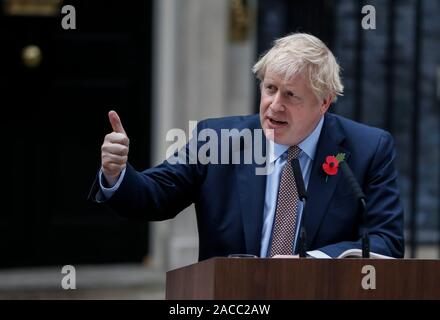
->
[269, 92, 285, 112]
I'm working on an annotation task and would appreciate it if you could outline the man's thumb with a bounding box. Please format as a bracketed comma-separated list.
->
[108, 110, 126, 135]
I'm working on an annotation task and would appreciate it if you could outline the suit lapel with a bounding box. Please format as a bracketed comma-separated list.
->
[235, 119, 267, 256]
[305, 113, 350, 247]
[235, 113, 350, 254]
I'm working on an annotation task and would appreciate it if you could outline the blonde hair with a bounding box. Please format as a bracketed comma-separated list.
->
[252, 33, 344, 102]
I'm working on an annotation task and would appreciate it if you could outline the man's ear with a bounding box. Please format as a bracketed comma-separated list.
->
[320, 95, 333, 114]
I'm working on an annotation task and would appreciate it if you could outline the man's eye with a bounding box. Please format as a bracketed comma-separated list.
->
[266, 85, 276, 92]
[287, 92, 301, 100]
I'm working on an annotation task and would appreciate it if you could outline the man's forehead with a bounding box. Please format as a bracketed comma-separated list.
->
[263, 70, 305, 86]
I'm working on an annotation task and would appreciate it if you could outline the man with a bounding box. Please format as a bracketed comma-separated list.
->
[89, 33, 404, 260]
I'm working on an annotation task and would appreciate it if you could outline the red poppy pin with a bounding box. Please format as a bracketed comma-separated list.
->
[322, 153, 345, 182]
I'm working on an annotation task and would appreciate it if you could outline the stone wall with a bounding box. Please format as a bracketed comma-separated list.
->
[151, 0, 257, 271]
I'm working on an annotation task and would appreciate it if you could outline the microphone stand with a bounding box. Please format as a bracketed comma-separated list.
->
[340, 161, 370, 258]
[298, 197, 308, 258]
[360, 198, 370, 258]
[291, 159, 308, 258]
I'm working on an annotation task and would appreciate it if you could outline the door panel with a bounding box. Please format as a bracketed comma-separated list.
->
[0, 0, 152, 268]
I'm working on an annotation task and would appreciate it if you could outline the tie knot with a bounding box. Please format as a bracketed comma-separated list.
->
[287, 145, 301, 161]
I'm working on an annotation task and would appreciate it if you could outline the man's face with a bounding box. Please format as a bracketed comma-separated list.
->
[259, 70, 331, 146]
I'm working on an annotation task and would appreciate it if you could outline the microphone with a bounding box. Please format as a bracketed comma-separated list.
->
[291, 159, 308, 258]
[339, 161, 370, 258]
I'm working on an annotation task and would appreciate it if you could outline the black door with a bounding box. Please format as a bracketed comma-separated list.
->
[0, 0, 152, 268]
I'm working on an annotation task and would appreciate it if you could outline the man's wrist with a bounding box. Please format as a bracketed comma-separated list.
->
[102, 173, 119, 188]
[98, 168, 127, 200]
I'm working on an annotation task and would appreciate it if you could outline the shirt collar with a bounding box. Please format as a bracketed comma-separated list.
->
[270, 115, 325, 163]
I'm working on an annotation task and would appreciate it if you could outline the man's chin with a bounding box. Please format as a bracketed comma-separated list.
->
[272, 137, 292, 146]
[263, 128, 292, 146]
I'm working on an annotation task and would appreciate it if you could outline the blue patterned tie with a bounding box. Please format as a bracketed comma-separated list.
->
[269, 146, 301, 257]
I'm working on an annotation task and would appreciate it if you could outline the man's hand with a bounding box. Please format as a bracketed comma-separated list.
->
[101, 110, 129, 187]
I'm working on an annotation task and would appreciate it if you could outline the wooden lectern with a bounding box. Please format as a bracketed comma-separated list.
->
[166, 257, 440, 299]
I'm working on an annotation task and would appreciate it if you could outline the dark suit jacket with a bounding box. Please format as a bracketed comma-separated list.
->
[89, 112, 404, 260]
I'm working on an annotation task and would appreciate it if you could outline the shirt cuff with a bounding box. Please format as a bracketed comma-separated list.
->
[306, 250, 332, 259]
[99, 168, 126, 199]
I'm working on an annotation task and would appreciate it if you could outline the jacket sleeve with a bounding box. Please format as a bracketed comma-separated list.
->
[88, 122, 207, 221]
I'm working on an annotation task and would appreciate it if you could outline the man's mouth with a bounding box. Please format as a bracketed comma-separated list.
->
[268, 117, 288, 126]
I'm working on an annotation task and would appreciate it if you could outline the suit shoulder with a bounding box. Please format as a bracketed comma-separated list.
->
[330, 113, 392, 140]
[328, 113, 395, 155]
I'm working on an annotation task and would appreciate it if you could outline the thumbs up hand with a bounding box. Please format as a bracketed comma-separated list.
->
[101, 111, 130, 186]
